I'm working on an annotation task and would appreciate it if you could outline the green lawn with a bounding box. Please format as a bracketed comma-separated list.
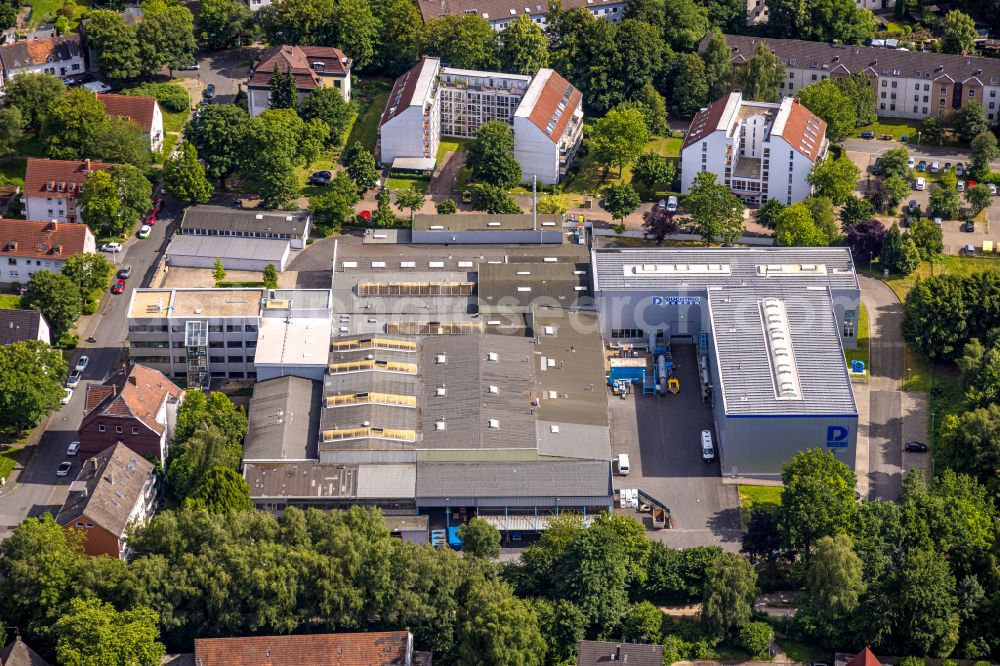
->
[777, 639, 830, 664]
[29, 0, 87, 28]
[852, 119, 919, 140]
[386, 174, 429, 193]
[436, 138, 473, 162]
[0, 446, 23, 480]
[845, 303, 870, 378]
[163, 109, 189, 135]
[0, 159, 26, 187]
[344, 81, 391, 154]
[563, 134, 681, 201]
[737, 484, 782, 528]
[0, 294, 21, 309]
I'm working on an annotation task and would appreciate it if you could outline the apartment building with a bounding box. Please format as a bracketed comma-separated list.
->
[97, 94, 164, 152]
[0, 218, 96, 285]
[680, 92, 829, 205]
[23, 158, 114, 223]
[416, 0, 625, 30]
[715, 34, 1000, 122]
[379, 58, 583, 184]
[125, 288, 332, 387]
[0, 34, 84, 94]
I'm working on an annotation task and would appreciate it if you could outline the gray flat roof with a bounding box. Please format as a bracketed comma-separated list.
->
[181, 205, 309, 235]
[412, 213, 562, 232]
[708, 287, 857, 416]
[415, 460, 611, 498]
[244, 462, 359, 499]
[593, 247, 859, 293]
[244, 376, 322, 461]
[166, 235, 290, 261]
[270, 289, 332, 311]
[478, 262, 593, 311]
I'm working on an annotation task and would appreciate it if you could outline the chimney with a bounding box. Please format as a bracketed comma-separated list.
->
[85, 158, 91, 173]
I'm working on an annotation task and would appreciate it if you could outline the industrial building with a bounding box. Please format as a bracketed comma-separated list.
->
[165, 236, 291, 272]
[592, 246, 860, 478]
[410, 213, 565, 244]
[178, 206, 312, 249]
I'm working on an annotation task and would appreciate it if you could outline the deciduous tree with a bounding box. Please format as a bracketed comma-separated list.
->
[603, 182, 641, 229]
[775, 202, 828, 246]
[591, 107, 650, 176]
[456, 578, 545, 666]
[671, 54, 709, 117]
[184, 104, 250, 187]
[894, 547, 960, 656]
[684, 171, 745, 244]
[394, 187, 425, 220]
[268, 66, 297, 110]
[879, 147, 911, 181]
[909, 217, 944, 260]
[262, 264, 279, 290]
[622, 600, 663, 643]
[834, 74, 877, 127]
[436, 199, 458, 214]
[164, 143, 213, 205]
[941, 9, 977, 55]
[84, 10, 142, 80]
[310, 172, 360, 230]
[496, 15, 549, 75]
[879, 221, 920, 276]
[457, 518, 501, 559]
[702, 29, 734, 101]
[662, 0, 709, 51]
[969, 131, 998, 178]
[0, 340, 67, 434]
[0, 107, 25, 158]
[373, 0, 424, 75]
[632, 152, 676, 189]
[642, 207, 679, 244]
[776, 449, 857, 552]
[808, 154, 861, 204]
[343, 141, 381, 194]
[536, 193, 569, 214]
[701, 552, 757, 639]
[168, 425, 241, 500]
[174, 390, 248, 446]
[846, 218, 886, 263]
[966, 183, 992, 215]
[467, 121, 522, 189]
[840, 195, 875, 229]
[956, 103, 990, 144]
[929, 182, 961, 220]
[754, 198, 785, 230]
[798, 80, 856, 142]
[197, 0, 252, 50]
[634, 82, 669, 135]
[41, 87, 110, 160]
[300, 87, 356, 148]
[184, 467, 255, 515]
[62, 253, 114, 305]
[423, 14, 498, 70]
[54, 597, 164, 666]
[3, 73, 64, 128]
[738, 41, 784, 103]
[137, 0, 197, 73]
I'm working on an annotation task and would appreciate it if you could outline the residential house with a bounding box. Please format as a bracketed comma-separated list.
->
[379, 58, 583, 184]
[0, 34, 84, 94]
[247, 45, 351, 116]
[0, 218, 96, 285]
[178, 205, 312, 249]
[577, 640, 664, 666]
[711, 34, 1000, 122]
[193, 631, 432, 665]
[98, 94, 165, 152]
[0, 635, 51, 666]
[0, 309, 51, 346]
[54, 442, 157, 559]
[840, 647, 885, 666]
[416, 0, 625, 30]
[23, 158, 114, 223]
[77, 364, 184, 460]
[680, 92, 829, 206]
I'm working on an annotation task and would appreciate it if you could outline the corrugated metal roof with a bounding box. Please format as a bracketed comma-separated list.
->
[356, 464, 416, 498]
[415, 460, 610, 498]
[244, 377, 321, 461]
[708, 287, 857, 416]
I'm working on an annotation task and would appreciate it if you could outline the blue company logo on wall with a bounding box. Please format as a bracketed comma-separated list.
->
[826, 426, 849, 448]
[652, 296, 701, 306]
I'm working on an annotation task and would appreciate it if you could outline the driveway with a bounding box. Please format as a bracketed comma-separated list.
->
[428, 150, 467, 196]
[171, 46, 263, 105]
[0, 195, 182, 540]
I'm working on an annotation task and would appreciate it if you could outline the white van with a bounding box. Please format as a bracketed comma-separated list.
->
[701, 430, 716, 462]
[614, 453, 631, 475]
[914, 177, 926, 191]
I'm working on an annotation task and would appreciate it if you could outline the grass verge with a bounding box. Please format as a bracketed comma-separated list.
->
[0, 447, 23, 480]
[344, 81, 391, 154]
[386, 174, 430, 193]
[0, 158, 27, 186]
[777, 638, 830, 664]
[737, 484, 782, 529]
[0, 294, 21, 309]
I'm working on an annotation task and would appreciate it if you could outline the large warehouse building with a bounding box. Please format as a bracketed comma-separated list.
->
[592, 247, 860, 478]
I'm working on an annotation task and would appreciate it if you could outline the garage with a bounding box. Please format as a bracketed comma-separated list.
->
[166, 236, 291, 272]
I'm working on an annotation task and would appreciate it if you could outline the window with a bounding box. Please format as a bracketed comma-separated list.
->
[881, 80, 887, 87]
[811, 74, 817, 81]
[923, 95, 928, 102]
[227, 340, 242, 348]
[880, 92, 886, 99]
[924, 84, 929, 91]
[992, 90, 997, 98]
[789, 73, 794, 79]
[208, 325, 223, 333]
[115, 425, 123, 433]
[940, 99, 946, 106]
[970, 90, 976, 97]
[245, 324, 258, 332]
[209, 341, 224, 348]
[131, 426, 139, 435]
[98, 424, 106, 432]
[210, 355, 225, 362]
[227, 355, 242, 363]
[225, 325, 240, 332]
[940, 87, 947, 94]
[891, 81, 897, 88]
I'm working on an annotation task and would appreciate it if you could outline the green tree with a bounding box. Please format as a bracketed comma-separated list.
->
[184, 104, 250, 187]
[212, 258, 227, 283]
[184, 466, 255, 515]
[21, 271, 82, 342]
[671, 54, 709, 117]
[54, 597, 164, 666]
[622, 600, 663, 643]
[528, 598, 585, 665]
[957, 338, 1000, 407]
[909, 217, 944, 260]
[300, 87, 356, 148]
[921, 116, 943, 144]
[798, 80, 856, 142]
[3, 72, 65, 128]
[879, 147, 911, 181]
[591, 107, 650, 176]
[955, 103, 990, 143]
[436, 199, 458, 214]
[0, 106, 23, 158]
[634, 82, 668, 135]
[684, 171, 745, 244]
[808, 154, 861, 204]
[467, 121, 522, 188]
[615, 20, 665, 101]
[374, 0, 425, 75]
[93, 116, 153, 169]
[457, 517, 501, 559]
[84, 10, 142, 80]
[112, 164, 153, 234]
[268, 65, 297, 110]
[394, 187, 426, 221]
[702, 29, 734, 101]
[834, 74, 877, 127]
[941, 9, 977, 55]
[840, 195, 875, 229]
[41, 87, 109, 160]
[969, 131, 998, 178]
[929, 183, 961, 220]
[880, 222, 921, 276]
[164, 143, 213, 205]
[62, 253, 114, 306]
[536, 193, 569, 215]
[966, 184, 993, 216]
[122, 83, 191, 113]
[310, 172, 360, 231]
[777, 449, 857, 552]
[632, 152, 676, 189]
[168, 425, 241, 499]
[496, 15, 549, 75]
[175, 390, 248, 446]
[804, 195, 840, 244]
[0, 340, 67, 435]
[372, 188, 397, 226]
[739, 622, 774, 659]
[755, 198, 785, 230]
[262, 264, 279, 290]
[806, 534, 865, 616]
[472, 184, 521, 214]
[136, 0, 197, 74]
[738, 41, 785, 103]
[257, 0, 335, 45]
[343, 141, 381, 194]
[883, 174, 911, 210]
[547, 8, 625, 113]
[456, 578, 545, 666]
[330, 0, 380, 70]
[701, 552, 757, 639]
[241, 108, 312, 207]
[423, 14, 498, 70]
[604, 182, 641, 229]
[79, 170, 121, 236]
[662, 0, 709, 51]
[895, 548, 960, 656]
[197, 0, 251, 50]
[936, 406, 1000, 489]
[774, 202, 828, 246]
[299, 118, 331, 168]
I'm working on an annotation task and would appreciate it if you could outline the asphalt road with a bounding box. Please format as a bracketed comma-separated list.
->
[0, 198, 181, 540]
[172, 47, 262, 106]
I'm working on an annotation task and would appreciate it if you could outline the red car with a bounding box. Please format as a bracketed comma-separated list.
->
[358, 210, 372, 223]
[111, 279, 126, 294]
[152, 198, 164, 212]
[145, 211, 157, 225]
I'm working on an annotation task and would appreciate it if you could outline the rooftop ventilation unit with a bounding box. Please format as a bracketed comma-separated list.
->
[436, 353, 447, 364]
[759, 298, 801, 400]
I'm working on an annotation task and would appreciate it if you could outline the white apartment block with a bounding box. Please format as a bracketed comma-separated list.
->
[126, 288, 332, 387]
[681, 93, 829, 206]
[379, 58, 583, 185]
[717, 34, 1000, 123]
[417, 0, 625, 30]
[0, 219, 96, 285]
[23, 158, 114, 224]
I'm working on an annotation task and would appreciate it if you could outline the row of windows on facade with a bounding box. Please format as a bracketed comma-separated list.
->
[8, 258, 57, 267]
[181, 229, 293, 239]
[131, 340, 258, 349]
[128, 324, 259, 333]
[97, 423, 142, 434]
[131, 355, 251, 364]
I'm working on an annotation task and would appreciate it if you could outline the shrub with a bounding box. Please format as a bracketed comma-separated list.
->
[900, 657, 924, 666]
[123, 83, 190, 113]
[738, 622, 774, 659]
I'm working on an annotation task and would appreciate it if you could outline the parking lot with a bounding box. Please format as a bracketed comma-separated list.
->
[608, 344, 742, 551]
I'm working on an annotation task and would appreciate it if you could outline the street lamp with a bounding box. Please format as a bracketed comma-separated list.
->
[916, 130, 921, 147]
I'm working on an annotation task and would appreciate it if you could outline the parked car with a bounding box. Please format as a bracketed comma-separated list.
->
[944, 162, 952, 171]
[118, 265, 133, 279]
[917, 160, 927, 172]
[111, 279, 127, 294]
[66, 370, 81, 388]
[357, 210, 371, 223]
[180, 62, 200, 70]
[665, 195, 678, 212]
[56, 461, 73, 477]
[145, 211, 157, 225]
[83, 81, 112, 93]
[67, 441, 80, 456]
[860, 131, 875, 139]
[930, 161, 940, 173]
[138, 224, 151, 239]
[934, 217, 943, 226]
[956, 163, 965, 176]
[905, 440, 929, 453]
[907, 157, 915, 168]
[75, 356, 89, 372]
[308, 170, 332, 186]
[908, 199, 918, 213]
[963, 244, 977, 256]
[101, 242, 122, 252]
[991, 183, 998, 195]
[655, 199, 667, 209]
[202, 83, 216, 100]
[958, 180, 966, 192]
[872, 158, 883, 175]
[914, 177, 926, 190]
[965, 220, 976, 232]
[153, 198, 164, 212]
[61, 388, 73, 405]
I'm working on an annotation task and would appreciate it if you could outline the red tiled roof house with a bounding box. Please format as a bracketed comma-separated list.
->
[0, 218, 96, 285]
[248, 45, 352, 117]
[22, 157, 114, 224]
[98, 94, 165, 152]
[194, 631, 432, 666]
[0, 34, 84, 94]
[78, 364, 184, 460]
